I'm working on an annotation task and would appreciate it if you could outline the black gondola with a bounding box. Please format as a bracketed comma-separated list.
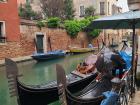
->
[56, 64, 112, 105]
[31, 50, 66, 61]
[5, 58, 98, 105]
[56, 43, 131, 105]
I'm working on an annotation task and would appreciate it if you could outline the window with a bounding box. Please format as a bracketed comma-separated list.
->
[0, 22, 6, 43]
[80, 5, 85, 17]
[0, 0, 7, 2]
[100, 2, 105, 15]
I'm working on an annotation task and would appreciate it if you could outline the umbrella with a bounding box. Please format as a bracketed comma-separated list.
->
[88, 10, 140, 96]
[88, 10, 140, 29]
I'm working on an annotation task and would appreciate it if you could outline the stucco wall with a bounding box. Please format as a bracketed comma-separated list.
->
[73, 0, 118, 18]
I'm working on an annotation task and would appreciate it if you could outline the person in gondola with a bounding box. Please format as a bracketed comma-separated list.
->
[76, 62, 88, 74]
[77, 61, 95, 74]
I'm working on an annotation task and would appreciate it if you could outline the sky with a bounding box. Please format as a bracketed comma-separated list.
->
[117, 0, 129, 12]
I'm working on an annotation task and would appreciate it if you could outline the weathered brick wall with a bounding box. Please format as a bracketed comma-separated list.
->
[0, 42, 22, 59]
[0, 21, 103, 60]
[20, 25, 91, 52]
[0, 0, 20, 41]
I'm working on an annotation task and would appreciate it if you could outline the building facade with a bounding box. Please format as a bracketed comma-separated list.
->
[0, 0, 20, 42]
[127, 0, 140, 11]
[73, 0, 120, 19]
[18, 0, 41, 12]
[0, 0, 22, 60]
[17, 0, 121, 19]
[0, 0, 124, 60]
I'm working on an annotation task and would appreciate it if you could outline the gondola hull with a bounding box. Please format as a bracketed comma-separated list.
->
[31, 50, 66, 61]
[66, 76, 112, 105]
[17, 73, 98, 105]
[69, 47, 96, 54]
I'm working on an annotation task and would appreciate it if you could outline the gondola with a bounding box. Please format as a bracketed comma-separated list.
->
[31, 50, 66, 61]
[69, 46, 97, 54]
[5, 42, 108, 105]
[72, 54, 97, 75]
[5, 58, 98, 105]
[56, 42, 132, 105]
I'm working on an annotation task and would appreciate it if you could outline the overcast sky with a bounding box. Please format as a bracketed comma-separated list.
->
[117, 0, 129, 12]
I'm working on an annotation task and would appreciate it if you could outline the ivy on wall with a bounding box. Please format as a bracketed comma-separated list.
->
[36, 16, 101, 39]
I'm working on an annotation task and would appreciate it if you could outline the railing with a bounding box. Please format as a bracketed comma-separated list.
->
[0, 36, 6, 43]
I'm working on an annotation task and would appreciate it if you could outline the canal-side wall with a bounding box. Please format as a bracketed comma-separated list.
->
[20, 20, 104, 51]
[0, 19, 103, 61]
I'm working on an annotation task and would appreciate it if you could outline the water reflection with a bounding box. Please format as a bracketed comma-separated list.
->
[0, 53, 93, 105]
[18, 53, 92, 85]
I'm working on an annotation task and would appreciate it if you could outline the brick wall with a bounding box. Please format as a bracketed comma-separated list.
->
[0, 0, 20, 41]
[0, 42, 22, 59]
[0, 20, 103, 60]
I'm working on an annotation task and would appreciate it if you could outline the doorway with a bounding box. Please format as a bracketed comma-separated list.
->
[35, 33, 46, 53]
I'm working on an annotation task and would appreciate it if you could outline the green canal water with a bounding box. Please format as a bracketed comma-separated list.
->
[0, 53, 92, 105]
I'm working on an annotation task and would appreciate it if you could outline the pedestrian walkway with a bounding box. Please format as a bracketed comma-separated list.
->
[129, 49, 140, 105]
[129, 91, 140, 105]
[0, 56, 32, 66]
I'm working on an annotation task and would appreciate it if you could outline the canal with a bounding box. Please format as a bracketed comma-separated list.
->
[0, 53, 92, 105]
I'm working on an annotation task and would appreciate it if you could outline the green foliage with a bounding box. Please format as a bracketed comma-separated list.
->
[79, 16, 100, 32]
[64, 20, 81, 38]
[64, 0, 75, 20]
[79, 19, 90, 30]
[18, 3, 42, 20]
[88, 29, 101, 38]
[85, 16, 99, 22]
[84, 16, 101, 39]
[35, 16, 101, 39]
[64, 16, 101, 38]
[85, 6, 96, 17]
[36, 20, 47, 29]
[47, 17, 61, 28]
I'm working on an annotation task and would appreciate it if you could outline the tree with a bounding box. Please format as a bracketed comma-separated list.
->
[85, 6, 96, 17]
[18, 3, 42, 20]
[40, 0, 65, 18]
[64, 0, 75, 20]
